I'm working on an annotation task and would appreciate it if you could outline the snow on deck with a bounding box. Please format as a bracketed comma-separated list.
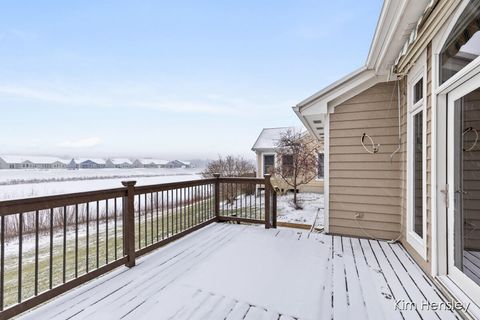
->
[20, 223, 458, 320]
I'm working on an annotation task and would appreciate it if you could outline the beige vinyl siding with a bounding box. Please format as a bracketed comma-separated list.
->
[329, 81, 402, 240]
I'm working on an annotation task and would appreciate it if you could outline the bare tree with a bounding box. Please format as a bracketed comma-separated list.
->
[201, 155, 256, 204]
[274, 129, 321, 207]
[201, 155, 255, 178]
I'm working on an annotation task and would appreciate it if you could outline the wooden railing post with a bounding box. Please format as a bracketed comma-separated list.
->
[213, 173, 220, 220]
[272, 188, 277, 228]
[122, 181, 136, 268]
[264, 174, 271, 229]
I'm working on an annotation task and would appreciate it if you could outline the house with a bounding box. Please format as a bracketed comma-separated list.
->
[75, 158, 107, 169]
[106, 158, 133, 168]
[66, 159, 78, 170]
[0, 156, 68, 169]
[165, 160, 191, 168]
[132, 158, 169, 168]
[294, 0, 480, 314]
[251, 127, 324, 193]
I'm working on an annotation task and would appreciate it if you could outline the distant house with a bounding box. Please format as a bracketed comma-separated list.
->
[0, 156, 69, 169]
[251, 127, 324, 193]
[106, 158, 133, 168]
[66, 159, 78, 170]
[165, 160, 191, 168]
[75, 158, 107, 169]
[133, 159, 169, 168]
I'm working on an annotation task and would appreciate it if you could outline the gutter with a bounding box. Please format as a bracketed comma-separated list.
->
[293, 106, 322, 141]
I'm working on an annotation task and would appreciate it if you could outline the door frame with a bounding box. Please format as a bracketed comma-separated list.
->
[444, 73, 480, 305]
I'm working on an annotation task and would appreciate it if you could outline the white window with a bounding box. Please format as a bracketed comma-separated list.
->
[262, 154, 275, 176]
[407, 50, 427, 259]
[317, 153, 324, 179]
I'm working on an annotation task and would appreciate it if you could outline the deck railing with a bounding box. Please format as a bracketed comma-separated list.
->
[0, 174, 276, 319]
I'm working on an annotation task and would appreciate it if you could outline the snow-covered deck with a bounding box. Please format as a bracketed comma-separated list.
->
[20, 223, 458, 320]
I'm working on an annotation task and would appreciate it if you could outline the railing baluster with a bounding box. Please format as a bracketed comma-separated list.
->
[175, 189, 178, 234]
[114, 198, 118, 260]
[213, 174, 220, 219]
[106, 199, 109, 264]
[86, 203, 89, 273]
[138, 194, 141, 249]
[63, 206, 66, 283]
[236, 183, 239, 216]
[167, 190, 173, 237]
[182, 188, 185, 230]
[0, 215, 4, 310]
[75, 204, 78, 278]
[143, 193, 146, 247]
[259, 186, 262, 221]
[49, 208, 53, 289]
[155, 192, 159, 242]
[96, 201, 99, 269]
[18, 212, 23, 303]
[249, 189, 252, 219]
[194, 186, 197, 226]
[34, 210, 39, 296]
[202, 185, 204, 222]
[162, 190, 168, 239]
[185, 188, 192, 229]
[150, 193, 154, 244]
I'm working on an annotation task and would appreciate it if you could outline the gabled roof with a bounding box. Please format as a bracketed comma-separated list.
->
[109, 158, 133, 165]
[75, 158, 107, 165]
[136, 158, 169, 165]
[251, 127, 299, 151]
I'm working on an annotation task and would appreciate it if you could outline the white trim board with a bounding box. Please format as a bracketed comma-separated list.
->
[406, 49, 428, 260]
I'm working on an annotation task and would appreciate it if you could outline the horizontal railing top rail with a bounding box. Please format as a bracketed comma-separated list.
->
[0, 188, 127, 216]
[217, 177, 266, 184]
[0, 174, 276, 319]
[133, 178, 216, 194]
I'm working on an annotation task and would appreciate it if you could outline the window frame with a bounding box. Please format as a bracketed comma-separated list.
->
[262, 153, 275, 176]
[407, 50, 428, 259]
[281, 154, 294, 177]
[316, 152, 325, 180]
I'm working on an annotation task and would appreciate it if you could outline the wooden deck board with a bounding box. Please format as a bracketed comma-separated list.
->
[19, 223, 459, 320]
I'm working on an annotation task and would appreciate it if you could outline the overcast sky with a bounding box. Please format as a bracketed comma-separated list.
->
[0, 0, 382, 160]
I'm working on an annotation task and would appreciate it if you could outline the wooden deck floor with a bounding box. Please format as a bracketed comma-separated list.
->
[20, 223, 459, 320]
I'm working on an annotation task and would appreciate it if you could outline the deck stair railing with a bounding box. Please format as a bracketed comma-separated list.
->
[0, 174, 276, 319]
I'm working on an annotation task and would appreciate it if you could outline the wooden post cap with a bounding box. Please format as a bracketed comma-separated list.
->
[213, 173, 221, 178]
[263, 174, 271, 179]
[121, 181, 137, 187]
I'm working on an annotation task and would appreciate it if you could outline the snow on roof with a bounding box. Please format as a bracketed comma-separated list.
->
[0, 155, 70, 164]
[178, 160, 190, 165]
[109, 158, 133, 164]
[75, 158, 107, 165]
[251, 127, 296, 151]
[136, 158, 169, 165]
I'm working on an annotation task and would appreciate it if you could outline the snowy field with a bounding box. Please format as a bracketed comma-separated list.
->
[0, 168, 202, 200]
[276, 192, 324, 227]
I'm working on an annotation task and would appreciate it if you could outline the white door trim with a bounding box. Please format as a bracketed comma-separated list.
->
[446, 73, 480, 307]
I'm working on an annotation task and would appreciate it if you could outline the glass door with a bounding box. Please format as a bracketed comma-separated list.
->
[447, 76, 480, 303]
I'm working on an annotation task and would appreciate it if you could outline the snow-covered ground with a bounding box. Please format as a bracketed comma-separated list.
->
[0, 168, 202, 200]
[276, 192, 324, 227]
